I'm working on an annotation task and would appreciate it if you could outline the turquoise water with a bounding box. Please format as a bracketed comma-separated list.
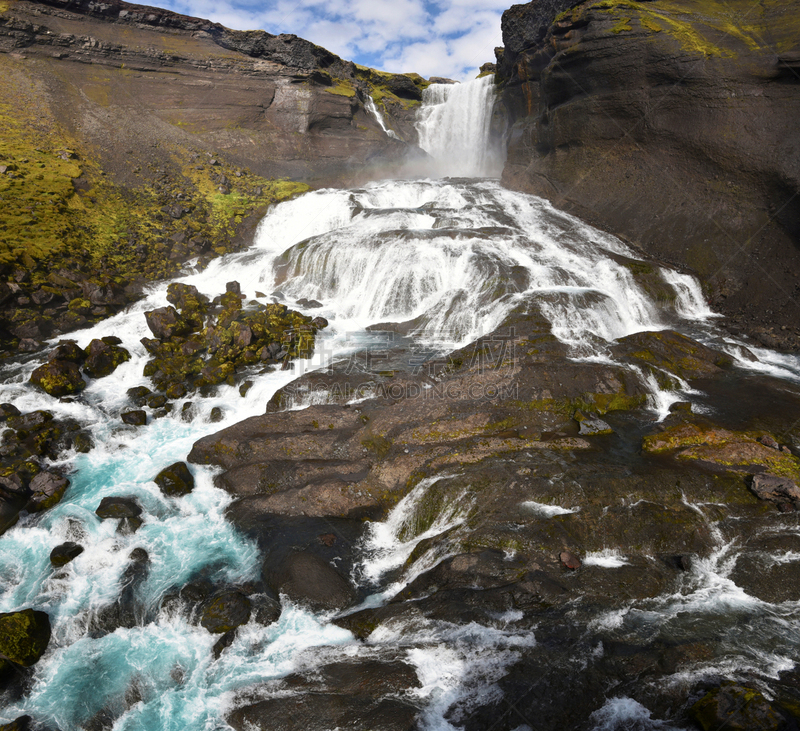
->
[2, 179, 800, 729]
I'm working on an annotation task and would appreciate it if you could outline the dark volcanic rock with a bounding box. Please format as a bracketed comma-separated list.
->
[0, 403, 21, 421]
[228, 659, 421, 731]
[126, 386, 153, 407]
[48, 340, 86, 365]
[29, 360, 86, 397]
[612, 330, 733, 381]
[266, 551, 356, 612]
[50, 541, 84, 567]
[0, 609, 51, 666]
[153, 461, 195, 497]
[145, 306, 190, 340]
[199, 590, 251, 634]
[496, 0, 800, 340]
[82, 338, 130, 378]
[690, 683, 785, 731]
[121, 410, 147, 426]
[92, 548, 150, 635]
[26, 471, 69, 512]
[95, 496, 143, 520]
[0, 717, 33, 731]
[750, 473, 800, 506]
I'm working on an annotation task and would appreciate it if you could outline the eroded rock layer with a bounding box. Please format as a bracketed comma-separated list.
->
[496, 0, 800, 346]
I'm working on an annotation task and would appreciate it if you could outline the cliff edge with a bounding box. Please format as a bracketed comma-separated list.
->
[0, 0, 426, 351]
[497, 0, 800, 348]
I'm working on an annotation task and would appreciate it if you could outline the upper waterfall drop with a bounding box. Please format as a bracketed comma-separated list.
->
[416, 76, 505, 178]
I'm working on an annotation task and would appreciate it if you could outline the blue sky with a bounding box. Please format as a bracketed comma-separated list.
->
[158, 0, 507, 80]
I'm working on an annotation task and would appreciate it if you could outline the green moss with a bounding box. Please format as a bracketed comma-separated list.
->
[0, 64, 309, 347]
[510, 391, 646, 417]
[644, 424, 800, 480]
[586, 0, 757, 57]
[0, 609, 51, 666]
[361, 434, 393, 459]
[611, 17, 633, 33]
[325, 79, 357, 97]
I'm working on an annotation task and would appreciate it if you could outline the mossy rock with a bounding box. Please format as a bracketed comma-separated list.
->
[82, 338, 130, 378]
[153, 461, 195, 497]
[199, 590, 251, 634]
[690, 682, 785, 731]
[50, 541, 84, 567]
[29, 360, 86, 397]
[612, 329, 733, 380]
[643, 423, 800, 480]
[0, 609, 51, 666]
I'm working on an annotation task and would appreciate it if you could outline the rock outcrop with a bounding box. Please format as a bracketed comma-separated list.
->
[496, 0, 800, 345]
[0, 0, 427, 353]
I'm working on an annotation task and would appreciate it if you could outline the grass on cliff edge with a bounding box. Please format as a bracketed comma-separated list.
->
[0, 101, 307, 287]
[561, 0, 770, 57]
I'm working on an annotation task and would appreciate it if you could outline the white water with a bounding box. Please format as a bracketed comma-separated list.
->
[416, 77, 504, 177]
[365, 96, 400, 140]
[1, 175, 797, 729]
[3, 81, 800, 731]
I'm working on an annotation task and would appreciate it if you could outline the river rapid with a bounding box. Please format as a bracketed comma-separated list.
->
[1, 77, 800, 731]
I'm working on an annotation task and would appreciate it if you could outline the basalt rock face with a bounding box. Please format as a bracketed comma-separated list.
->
[496, 0, 800, 345]
[0, 0, 424, 353]
[0, 0, 413, 185]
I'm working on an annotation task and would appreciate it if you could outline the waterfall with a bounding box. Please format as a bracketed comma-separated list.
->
[415, 76, 503, 178]
[365, 97, 400, 140]
[1, 176, 799, 730]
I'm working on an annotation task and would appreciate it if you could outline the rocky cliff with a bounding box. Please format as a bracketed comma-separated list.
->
[0, 0, 425, 351]
[496, 0, 800, 348]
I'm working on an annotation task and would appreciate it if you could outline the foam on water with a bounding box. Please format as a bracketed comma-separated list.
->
[353, 474, 472, 603]
[583, 549, 631, 568]
[590, 697, 687, 731]
[2, 174, 800, 727]
[520, 500, 579, 517]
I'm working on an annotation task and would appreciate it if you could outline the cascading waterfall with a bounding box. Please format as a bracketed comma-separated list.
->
[365, 97, 400, 140]
[3, 70, 800, 731]
[415, 76, 504, 178]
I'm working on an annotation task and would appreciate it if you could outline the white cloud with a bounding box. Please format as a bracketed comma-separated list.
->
[159, 0, 504, 80]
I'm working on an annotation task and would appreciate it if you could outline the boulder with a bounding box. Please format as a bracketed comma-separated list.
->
[50, 541, 84, 567]
[95, 496, 143, 519]
[121, 410, 147, 426]
[7, 410, 53, 432]
[126, 385, 152, 406]
[0, 488, 27, 536]
[199, 590, 251, 633]
[0, 609, 51, 666]
[48, 340, 86, 365]
[26, 471, 69, 512]
[153, 461, 195, 497]
[611, 330, 733, 381]
[690, 683, 785, 731]
[750, 473, 800, 506]
[0, 403, 21, 421]
[82, 338, 130, 378]
[30, 360, 86, 397]
[0, 717, 33, 731]
[144, 306, 191, 340]
[266, 551, 356, 612]
[573, 410, 613, 436]
[91, 548, 150, 635]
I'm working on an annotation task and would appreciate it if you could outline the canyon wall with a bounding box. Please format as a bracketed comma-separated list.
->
[0, 0, 423, 350]
[496, 0, 800, 347]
